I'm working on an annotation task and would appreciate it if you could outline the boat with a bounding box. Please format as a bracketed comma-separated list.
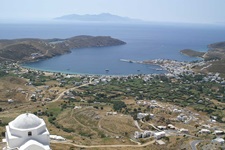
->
[156, 68, 163, 71]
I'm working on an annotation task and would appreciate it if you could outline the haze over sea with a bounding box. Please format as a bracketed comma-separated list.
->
[1, 22, 225, 75]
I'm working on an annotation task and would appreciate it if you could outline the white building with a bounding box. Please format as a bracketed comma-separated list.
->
[106, 112, 117, 115]
[50, 135, 65, 141]
[134, 131, 153, 139]
[213, 130, 224, 135]
[212, 137, 224, 144]
[142, 131, 153, 138]
[7, 99, 14, 103]
[154, 131, 166, 139]
[173, 109, 182, 113]
[134, 131, 142, 139]
[137, 113, 154, 120]
[167, 124, 176, 130]
[3, 113, 51, 150]
[179, 128, 189, 134]
[177, 114, 188, 122]
[202, 124, 211, 129]
[199, 129, 211, 134]
[137, 113, 148, 120]
[157, 126, 167, 130]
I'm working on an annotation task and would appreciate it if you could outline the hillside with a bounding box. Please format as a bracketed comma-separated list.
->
[180, 49, 205, 57]
[181, 41, 225, 76]
[0, 36, 126, 62]
[203, 41, 225, 60]
[55, 13, 142, 23]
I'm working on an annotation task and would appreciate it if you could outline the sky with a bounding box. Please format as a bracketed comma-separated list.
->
[1, 0, 225, 24]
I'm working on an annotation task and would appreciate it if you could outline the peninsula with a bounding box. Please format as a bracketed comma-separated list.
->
[180, 41, 225, 76]
[180, 49, 205, 58]
[181, 41, 225, 60]
[0, 35, 126, 62]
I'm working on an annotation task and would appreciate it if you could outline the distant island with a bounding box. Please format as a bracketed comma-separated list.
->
[55, 13, 142, 23]
[0, 35, 126, 62]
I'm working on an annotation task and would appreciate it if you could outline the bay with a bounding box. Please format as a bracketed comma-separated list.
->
[1, 22, 225, 75]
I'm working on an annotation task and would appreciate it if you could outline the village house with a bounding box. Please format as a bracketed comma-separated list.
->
[50, 135, 66, 141]
[211, 119, 217, 123]
[179, 128, 189, 134]
[173, 109, 182, 113]
[137, 113, 148, 120]
[199, 129, 211, 134]
[177, 114, 188, 122]
[142, 131, 153, 138]
[134, 131, 153, 139]
[212, 137, 224, 145]
[134, 131, 142, 139]
[106, 112, 117, 115]
[167, 124, 176, 130]
[157, 126, 167, 130]
[202, 124, 211, 129]
[7, 99, 14, 103]
[74, 106, 82, 109]
[149, 105, 159, 109]
[151, 100, 157, 104]
[154, 131, 166, 139]
[213, 130, 224, 135]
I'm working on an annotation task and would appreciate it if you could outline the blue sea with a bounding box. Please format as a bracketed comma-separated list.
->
[1, 22, 225, 75]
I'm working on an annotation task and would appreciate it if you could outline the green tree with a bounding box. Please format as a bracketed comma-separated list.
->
[113, 101, 126, 111]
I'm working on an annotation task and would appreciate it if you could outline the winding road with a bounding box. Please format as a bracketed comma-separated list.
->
[51, 139, 155, 148]
[50, 79, 93, 103]
[190, 140, 202, 150]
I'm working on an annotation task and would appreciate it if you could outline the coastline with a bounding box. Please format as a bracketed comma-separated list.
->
[20, 58, 191, 77]
[0, 35, 126, 63]
[20, 64, 149, 77]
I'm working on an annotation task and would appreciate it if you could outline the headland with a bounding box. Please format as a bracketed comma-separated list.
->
[0, 35, 126, 63]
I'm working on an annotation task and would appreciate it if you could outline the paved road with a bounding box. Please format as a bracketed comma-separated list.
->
[190, 140, 202, 150]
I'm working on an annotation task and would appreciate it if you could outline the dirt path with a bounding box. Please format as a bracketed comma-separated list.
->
[51, 140, 155, 148]
[134, 120, 144, 132]
[98, 117, 118, 136]
[70, 109, 99, 135]
[50, 80, 92, 103]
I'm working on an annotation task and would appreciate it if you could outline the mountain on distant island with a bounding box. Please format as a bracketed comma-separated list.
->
[55, 13, 143, 23]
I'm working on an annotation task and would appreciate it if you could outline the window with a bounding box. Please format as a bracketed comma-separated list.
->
[28, 131, 32, 136]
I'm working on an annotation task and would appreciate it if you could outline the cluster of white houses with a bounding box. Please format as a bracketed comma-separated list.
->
[137, 113, 154, 120]
[177, 114, 188, 122]
[134, 131, 166, 140]
[136, 100, 161, 109]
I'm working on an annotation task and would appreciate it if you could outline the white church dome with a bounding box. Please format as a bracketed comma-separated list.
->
[10, 113, 42, 129]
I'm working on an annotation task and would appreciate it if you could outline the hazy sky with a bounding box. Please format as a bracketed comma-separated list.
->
[1, 0, 225, 24]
